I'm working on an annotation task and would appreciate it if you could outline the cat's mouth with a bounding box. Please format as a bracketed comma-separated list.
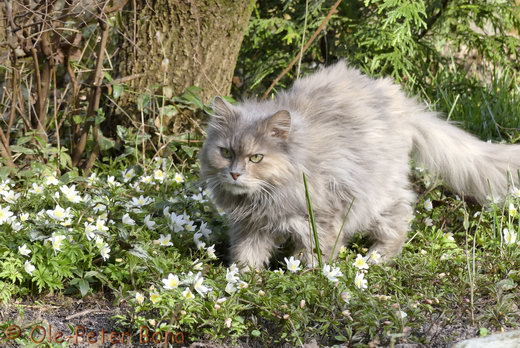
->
[222, 182, 252, 195]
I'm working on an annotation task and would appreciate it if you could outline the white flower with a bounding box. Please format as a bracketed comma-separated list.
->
[24, 260, 35, 275]
[184, 219, 196, 232]
[18, 244, 31, 256]
[284, 256, 301, 273]
[44, 175, 59, 186]
[191, 193, 206, 203]
[503, 228, 518, 245]
[0, 205, 14, 224]
[224, 318, 232, 328]
[206, 245, 217, 259]
[130, 195, 154, 208]
[225, 282, 237, 294]
[140, 175, 154, 184]
[95, 218, 109, 232]
[46, 205, 72, 221]
[368, 250, 381, 263]
[154, 234, 173, 247]
[199, 222, 212, 237]
[340, 291, 352, 304]
[99, 244, 111, 260]
[322, 264, 343, 282]
[1, 190, 20, 203]
[122, 168, 135, 182]
[226, 266, 240, 283]
[508, 203, 518, 218]
[150, 292, 161, 304]
[444, 233, 455, 242]
[0, 179, 13, 191]
[153, 169, 166, 182]
[192, 259, 203, 271]
[182, 288, 195, 299]
[29, 183, 45, 195]
[354, 272, 368, 290]
[352, 254, 369, 270]
[193, 232, 206, 249]
[49, 234, 66, 252]
[87, 173, 99, 185]
[510, 187, 520, 198]
[10, 220, 23, 231]
[424, 217, 433, 227]
[107, 176, 121, 187]
[173, 173, 184, 184]
[423, 198, 433, 211]
[193, 272, 210, 296]
[19, 213, 29, 222]
[122, 213, 135, 226]
[135, 292, 145, 304]
[93, 203, 106, 213]
[144, 215, 156, 230]
[60, 185, 82, 203]
[94, 235, 105, 249]
[130, 182, 142, 192]
[162, 273, 179, 290]
[169, 213, 186, 232]
[84, 222, 96, 240]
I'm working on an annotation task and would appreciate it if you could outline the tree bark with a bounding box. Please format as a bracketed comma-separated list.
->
[119, 0, 254, 104]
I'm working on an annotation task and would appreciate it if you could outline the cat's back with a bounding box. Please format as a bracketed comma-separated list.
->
[281, 61, 409, 127]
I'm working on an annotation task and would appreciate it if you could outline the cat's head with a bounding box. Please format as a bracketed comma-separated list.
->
[200, 97, 295, 197]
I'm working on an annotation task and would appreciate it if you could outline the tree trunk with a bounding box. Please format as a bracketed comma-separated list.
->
[119, 0, 254, 104]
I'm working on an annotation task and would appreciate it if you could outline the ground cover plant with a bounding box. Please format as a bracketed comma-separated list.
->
[0, 0, 519, 346]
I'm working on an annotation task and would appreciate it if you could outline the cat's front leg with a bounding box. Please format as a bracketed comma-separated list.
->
[290, 216, 342, 267]
[229, 222, 276, 270]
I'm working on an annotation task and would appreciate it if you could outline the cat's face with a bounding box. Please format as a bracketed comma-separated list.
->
[200, 97, 293, 196]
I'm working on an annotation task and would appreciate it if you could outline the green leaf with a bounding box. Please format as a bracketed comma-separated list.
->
[99, 133, 116, 151]
[73, 115, 85, 124]
[479, 327, 489, 337]
[112, 84, 124, 99]
[10, 145, 35, 155]
[77, 279, 90, 297]
[95, 108, 106, 125]
[251, 330, 261, 337]
[496, 279, 516, 291]
[181, 145, 196, 158]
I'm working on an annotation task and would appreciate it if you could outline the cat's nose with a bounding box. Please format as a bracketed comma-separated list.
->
[230, 172, 241, 181]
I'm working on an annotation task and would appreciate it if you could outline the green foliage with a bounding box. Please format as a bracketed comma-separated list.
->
[237, 0, 520, 101]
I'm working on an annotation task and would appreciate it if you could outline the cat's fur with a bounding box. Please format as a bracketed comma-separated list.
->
[200, 61, 520, 269]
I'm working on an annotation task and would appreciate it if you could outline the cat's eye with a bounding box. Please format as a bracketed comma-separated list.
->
[249, 154, 264, 163]
[219, 147, 232, 159]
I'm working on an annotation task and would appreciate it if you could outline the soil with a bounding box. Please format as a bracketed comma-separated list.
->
[0, 295, 514, 347]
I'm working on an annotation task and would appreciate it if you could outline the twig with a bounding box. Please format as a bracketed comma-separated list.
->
[262, 0, 343, 99]
[72, 19, 110, 167]
[103, 73, 145, 86]
[104, 0, 129, 14]
[65, 308, 109, 320]
[0, 129, 16, 168]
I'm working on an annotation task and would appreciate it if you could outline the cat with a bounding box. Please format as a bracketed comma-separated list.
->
[199, 60, 520, 269]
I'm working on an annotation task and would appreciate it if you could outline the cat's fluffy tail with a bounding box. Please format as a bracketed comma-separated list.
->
[409, 112, 520, 203]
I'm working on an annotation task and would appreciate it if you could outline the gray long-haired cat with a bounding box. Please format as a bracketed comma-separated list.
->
[200, 61, 520, 269]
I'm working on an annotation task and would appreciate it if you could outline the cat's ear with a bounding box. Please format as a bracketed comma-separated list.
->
[267, 110, 291, 139]
[211, 96, 235, 118]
